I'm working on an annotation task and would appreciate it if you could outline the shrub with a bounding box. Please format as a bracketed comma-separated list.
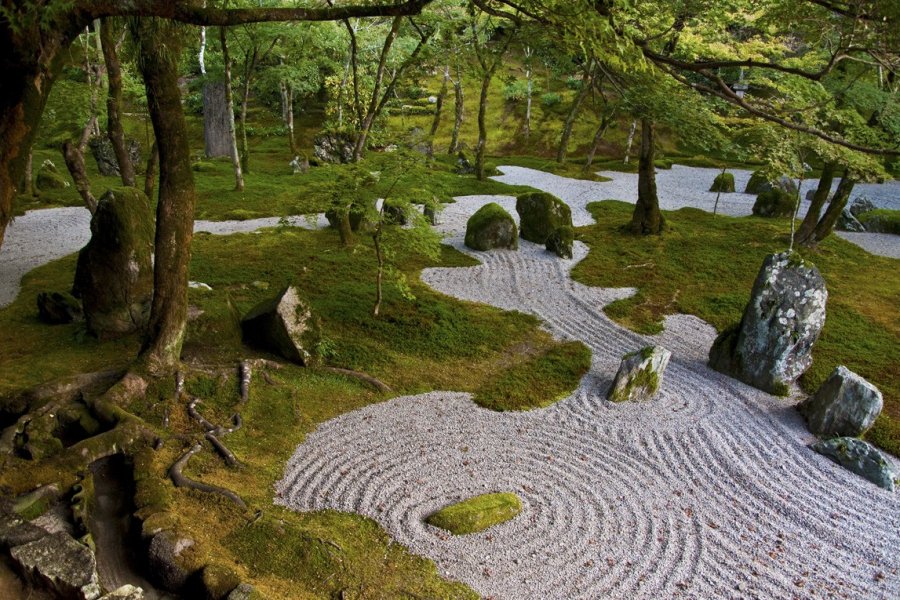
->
[540, 92, 561, 107]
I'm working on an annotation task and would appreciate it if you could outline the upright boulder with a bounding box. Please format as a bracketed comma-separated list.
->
[608, 346, 671, 403]
[515, 192, 572, 244]
[709, 172, 735, 193]
[313, 131, 355, 164]
[836, 208, 866, 232]
[464, 203, 518, 251]
[752, 185, 796, 218]
[545, 226, 574, 259]
[241, 286, 321, 365]
[812, 438, 896, 491]
[848, 196, 876, 217]
[799, 366, 882, 437]
[88, 136, 141, 177]
[73, 188, 154, 339]
[709, 252, 827, 395]
[744, 170, 771, 194]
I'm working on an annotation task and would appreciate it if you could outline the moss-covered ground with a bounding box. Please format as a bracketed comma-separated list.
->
[571, 201, 900, 455]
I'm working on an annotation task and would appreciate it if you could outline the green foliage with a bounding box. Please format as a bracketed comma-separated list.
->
[502, 79, 534, 102]
[540, 92, 561, 107]
[425, 492, 522, 535]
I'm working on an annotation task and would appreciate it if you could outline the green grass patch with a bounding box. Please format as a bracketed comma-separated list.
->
[857, 209, 900, 235]
[473, 341, 591, 411]
[572, 200, 900, 455]
[425, 492, 522, 535]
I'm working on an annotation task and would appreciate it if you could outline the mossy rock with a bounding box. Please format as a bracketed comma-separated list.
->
[752, 188, 796, 218]
[744, 170, 772, 194]
[653, 158, 673, 170]
[192, 161, 217, 173]
[709, 172, 735, 193]
[545, 226, 574, 259]
[515, 191, 572, 244]
[35, 161, 70, 192]
[464, 203, 518, 251]
[202, 563, 241, 600]
[425, 492, 522, 535]
[857, 209, 900, 235]
[36, 291, 83, 324]
[382, 200, 408, 225]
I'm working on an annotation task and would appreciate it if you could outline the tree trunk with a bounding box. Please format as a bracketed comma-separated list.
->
[429, 65, 450, 141]
[373, 225, 384, 317]
[557, 65, 592, 164]
[623, 120, 637, 164]
[630, 119, 664, 234]
[219, 27, 244, 191]
[144, 141, 159, 200]
[583, 112, 612, 173]
[238, 48, 257, 174]
[62, 141, 98, 213]
[343, 18, 363, 127]
[796, 161, 836, 245]
[449, 64, 464, 154]
[100, 19, 135, 187]
[203, 82, 232, 158]
[809, 170, 855, 246]
[132, 19, 195, 376]
[352, 16, 402, 161]
[22, 149, 35, 197]
[476, 73, 492, 181]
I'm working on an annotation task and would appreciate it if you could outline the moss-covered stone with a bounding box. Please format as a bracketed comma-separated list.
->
[203, 563, 241, 600]
[857, 209, 900, 235]
[744, 170, 772, 194]
[35, 160, 70, 192]
[607, 345, 671, 403]
[545, 226, 574, 259]
[709, 172, 735, 193]
[36, 291, 83, 325]
[425, 492, 522, 535]
[752, 187, 796, 218]
[192, 160, 217, 173]
[464, 203, 518, 251]
[515, 192, 572, 244]
[241, 286, 322, 366]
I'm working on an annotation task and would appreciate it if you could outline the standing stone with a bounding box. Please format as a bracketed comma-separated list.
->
[464, 203, 518, 251]
[10, 531, 102, 600]
[709, 172, 735, 193]
[88, 137, 141, 177]
[313, 131, 356, 164]
[799, 366, 882, 437]
[709, 252, 827, 395]
[608, 346, 671, 403]
[73, 188, 154, 339]
[836, 208, 866, 232]
[516, 192, 573, 244]
[848, 196, 876, 217]
[203, 82, 232, 158]
[812, 437, 896, 491]
[241, 286, 321, 365]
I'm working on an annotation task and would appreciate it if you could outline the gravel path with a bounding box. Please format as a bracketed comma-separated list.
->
[277, 187, 900, 598]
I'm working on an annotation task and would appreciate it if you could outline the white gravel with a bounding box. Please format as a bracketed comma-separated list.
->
[276, 178, 900, 599]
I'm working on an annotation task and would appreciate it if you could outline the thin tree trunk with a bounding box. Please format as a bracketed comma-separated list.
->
[62, 141, 97, 213]
[352, 16, 403, 161]
[429, 65, 450, 141]
[476, 73, 492, 180]
[100, 19, 135, 187]
[238, 48, 257, 173]
[144, 141, 158, 200]
[796, 161, 836, 244]
[219, 27, 244, 191]
[373, 224, 384, 317]
[524, 46, 533, 142]
[132, 19, 196, 376]
[712, 165, 726, 216]
[630, 119, 664, 234]
[23, 149, 35, 197]
[343, 18, 363, 126]
[810, 171, 856, 245]
[449, 62, 464, 154]
[280, 83, 296, 156]
[583, 112, 612, 173]
[623, 120, 637, 165]
[557, 64, 592, 164]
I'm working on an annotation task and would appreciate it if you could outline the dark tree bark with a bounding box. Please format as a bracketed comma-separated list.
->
[629, 119, 664, 234]
[583, 111, 613, 173]
[131, 18, 195, 376]
[429, 65, 450, 143]
[144, 141, 158, 200]
[100, 19, 135, 187]
[557, 62, 593, 164]
[808, 170, 856, 246]
[796, 161, 836, 245]
[474, 33, 513, 180]
[62, 141, 98, 213]
[219, 26, 244, 191]
[449, 62, 464, 154]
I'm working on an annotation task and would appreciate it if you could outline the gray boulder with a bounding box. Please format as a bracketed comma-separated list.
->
[709, 252, 827, 395]
[836, 207, 866, 232]
[454, 152, 475, 175]
[241, 286, 321, 365]
[799, 366, 882, 437]
[88, 136, 141, 178]
[464, 203, 518, 251]
[147, 530, 198, 592]
[37, 291, 84, 325]
[0, 509, 48, 550]
[516, 192, 573, 244]
[608, 346, 671, 403]
[812, 437, 896, 491]
[227, 583, 254, 600]
[10, 531, 101, 600]
[849, 196, 877, 217]
[313, 131, 355, 164]
[73, 188, 154, 339]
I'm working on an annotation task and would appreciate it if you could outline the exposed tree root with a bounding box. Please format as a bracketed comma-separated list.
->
[168, 443, 247, 509]
[187, 398, 242, 468]
[239, 360, 251, 404]
[0, 369, 125, 416]
[320, 366, 391, 393]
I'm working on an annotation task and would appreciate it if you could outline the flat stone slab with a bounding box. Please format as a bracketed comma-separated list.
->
[426, 492, 522, 535]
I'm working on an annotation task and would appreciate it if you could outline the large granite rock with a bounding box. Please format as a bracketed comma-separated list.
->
[10, 531, 101, 600]
[812, 437, 896, 491]
[37, 291, 84, 325]
[464, 203, 518, 251]
[709, 172, 735, 193]
[545, 226, 574, 259]
[73, 188, 154, 339]
[709, 252, 827, 395]
[849, 196, 877, 217]
[799, 366, 882, 437]
[836, 208, 866, 232]
[313, 131, 355, 164]
[0, 509, 48, 550]
[241, 286, 321, 365]
[516, 192, 573, 244]
[88, 136, 141, 177]
[608, 346, 671, 403]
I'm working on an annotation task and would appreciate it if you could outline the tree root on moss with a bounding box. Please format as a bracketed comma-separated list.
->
[187, 398, 242, 468]
[168, 443, 247, 510]
[320, 366, 391, 393]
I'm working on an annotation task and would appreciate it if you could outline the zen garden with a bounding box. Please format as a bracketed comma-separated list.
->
[1, 1, 899, 599]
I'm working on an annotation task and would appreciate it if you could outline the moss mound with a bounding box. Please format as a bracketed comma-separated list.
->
[545, 226, 575, 259]
[858, 209, 900, 235]
[425, 492, 522, 535]
[709, 172, 735, 193]
[516, 192, 572, 244]
[752, 188, 796, 218]
[744, 170, 771, 194]
[35, 161, 70, 192]
[464, 203, 518, 251]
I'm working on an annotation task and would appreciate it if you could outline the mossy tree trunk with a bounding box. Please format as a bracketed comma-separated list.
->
[100, 18, 136, 187]
[474, 32, 512, 181]
[132, 18, 195, 376]
[557, 61, 593, 164]
[219, 26, 244, 191]
[449, 62, 464, 154]
[144, 141, 159, 201]
[279, 80, 297, 156]
[629, 119, 664, 234]
[808, 169, 856, 246]
[796, 161, 836, 245]
[429, 65, 450, 148]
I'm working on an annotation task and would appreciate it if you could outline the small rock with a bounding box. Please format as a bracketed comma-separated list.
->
[37, 291, 83, 324]
[836, 208, 866, 232]
[188, 281, 213, 291]
[608, 346, 671, 403]
[849, 196, 877, 218]
[10, 531, 101, 600]
[147, 530, 197, 592]
[250, 281, 269, 290]
[454, 152, 475, 175]
[241, 286, 321, 365]
[288, 155, 309, 174]
[98, 584, 144, 600]
[812, 438, 896, 491]
[227, 583, 254, 600]
[799, 366, 882, 437]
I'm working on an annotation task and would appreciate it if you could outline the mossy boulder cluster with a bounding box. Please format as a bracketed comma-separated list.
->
[515, 192, 573, 245]
[464, 203, 518, 251]
[425, 492, 522, 535]
[241, 286, 321, 365]
[607, 345, 671, 403]
[857, 209, 900, 235]
[709, 172, 735, 193]
[709, 252, 827, 396]
[73, 188, 154, 339]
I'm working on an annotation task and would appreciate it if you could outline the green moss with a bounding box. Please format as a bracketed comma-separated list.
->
[474, 342, 591, 411]
[516, 191, 573, 244]
[425, 492, 522, 535]
[203, 563, 241, 600]
[464, 202, 518, 251]
[608, 364, 660, 403]
[744, 170, 771, 194]
[752, 188, 796, 218]
[709, 172, 735, 193]
[857, 209, 900, 235]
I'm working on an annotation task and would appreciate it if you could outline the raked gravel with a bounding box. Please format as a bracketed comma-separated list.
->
[276, 167, 900, 599]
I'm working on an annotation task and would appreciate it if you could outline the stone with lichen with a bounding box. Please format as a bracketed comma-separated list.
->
[608, 345, 671, 403]
[799, 366, 882, 437]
